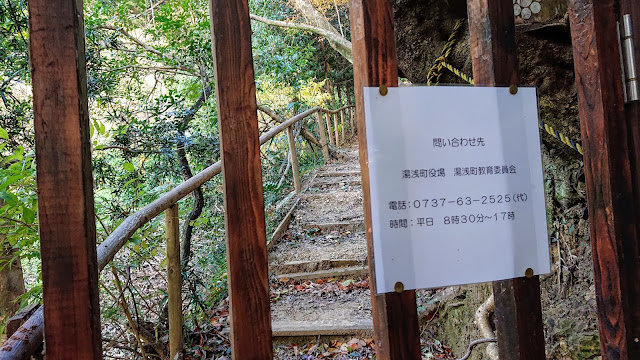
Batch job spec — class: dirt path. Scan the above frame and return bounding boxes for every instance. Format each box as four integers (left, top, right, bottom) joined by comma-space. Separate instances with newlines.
268, 146, 376, 358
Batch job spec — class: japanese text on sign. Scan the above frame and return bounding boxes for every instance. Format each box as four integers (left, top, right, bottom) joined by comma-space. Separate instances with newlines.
363, 86, 550, 294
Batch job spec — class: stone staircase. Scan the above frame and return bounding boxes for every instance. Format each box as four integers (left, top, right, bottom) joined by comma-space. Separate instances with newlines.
268, 147, 374, 338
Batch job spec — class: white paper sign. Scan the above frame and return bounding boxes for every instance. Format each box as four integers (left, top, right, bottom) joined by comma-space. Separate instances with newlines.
363, 86, 550, 294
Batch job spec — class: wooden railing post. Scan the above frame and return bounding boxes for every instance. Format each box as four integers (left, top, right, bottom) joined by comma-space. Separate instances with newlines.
568, 0, 640, 358
286, 126, 302, 193
340, 110, 346, 144
326, 112, 335, 145
28, 0, 103, 358
333, 113, 340, 146
166, 204, 183, 359
315, 112, 330, 160
209, 0, 273, 357
467, 1, 546, 359
350, 107, 355, 138
349, 0, 422, 359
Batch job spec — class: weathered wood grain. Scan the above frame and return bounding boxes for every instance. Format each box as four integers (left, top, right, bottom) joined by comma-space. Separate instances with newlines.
467, 1, 546, 359
27, 0, 102, 358
209, 0, 272, 358
349, 0, 421, 359
568, 0, 640, 358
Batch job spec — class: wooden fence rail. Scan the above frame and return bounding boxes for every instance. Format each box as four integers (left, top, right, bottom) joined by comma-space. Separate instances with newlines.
0, 104, 353, 360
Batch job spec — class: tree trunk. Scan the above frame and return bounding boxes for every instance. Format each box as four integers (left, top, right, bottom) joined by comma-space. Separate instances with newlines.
0, 236, 26, 338
176, 138, 204, 268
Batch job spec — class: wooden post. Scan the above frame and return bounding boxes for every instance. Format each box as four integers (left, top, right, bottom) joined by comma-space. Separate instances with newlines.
568, 0, 640, 358
467, 1, 546, 359
326, 112, 335, 145
166, 204, 183, 358
286, 126, 302, 193
316, 112, 330, 160
340, 110, 346, 144
349, 1, 422, 359
350, 107, 355, 137
618, 2, 640, 358
620, 0, 640, 359
28, 0, 102, 358
333, 113, 340, 146
209, 0, 273, 358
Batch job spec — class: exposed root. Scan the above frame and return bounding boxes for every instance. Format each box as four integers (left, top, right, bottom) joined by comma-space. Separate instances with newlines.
456, 338, 498, 360
474, 294, 499, 360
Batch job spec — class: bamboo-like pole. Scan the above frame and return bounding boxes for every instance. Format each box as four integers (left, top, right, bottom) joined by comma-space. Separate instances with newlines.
350, 107, 355, 137
166, 204, 183, 359
325, 112, 335, 145
340, 110, 346, 145
333, 113, 340, 146
286, 126, 302, 193
315, 112, 330, 160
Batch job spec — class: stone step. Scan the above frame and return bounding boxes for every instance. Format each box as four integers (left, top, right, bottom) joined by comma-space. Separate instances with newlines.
311, 177, 360, 186
272, 319, 373, 337
268, 231, 367, 268
317, 170, 361, 177
295, 221, 365, 233
275, 259, 365, 275
277, 265, 369, 281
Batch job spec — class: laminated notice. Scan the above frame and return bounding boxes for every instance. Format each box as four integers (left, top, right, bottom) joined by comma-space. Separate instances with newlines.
363, 86, 550, 293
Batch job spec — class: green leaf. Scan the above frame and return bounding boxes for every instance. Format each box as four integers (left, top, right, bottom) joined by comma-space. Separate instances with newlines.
22, 208, 35, 224
0, 191, 18, 206
123, 163, 135, 172
122, 177, 140, 188
0, 127, 7, 139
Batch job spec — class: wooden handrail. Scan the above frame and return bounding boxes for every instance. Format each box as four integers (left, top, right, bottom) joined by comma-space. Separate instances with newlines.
0, 104, 354, 360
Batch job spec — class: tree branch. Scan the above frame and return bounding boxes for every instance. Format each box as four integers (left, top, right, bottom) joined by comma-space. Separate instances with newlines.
100, 25, 163, 56
249, 14, 352, 63
99, 25, 198, 75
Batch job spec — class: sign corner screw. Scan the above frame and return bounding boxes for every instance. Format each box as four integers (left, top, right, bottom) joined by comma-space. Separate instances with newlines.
379, 85, 388, 96
509, 84, 518, 95
394, 281, 404, 293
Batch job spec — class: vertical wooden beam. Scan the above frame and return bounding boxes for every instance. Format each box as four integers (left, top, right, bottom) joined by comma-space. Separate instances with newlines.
166, 204, 183, 358
568, 0, 640, 358
286, 127, 302, 193
28, 0, 102, 358
349, 1, 421, 359
467, 1, 546, 359
209, 0, 273, 358
326, 113, 335, 145
316, 112, 330, 160
617, 2, 640, 357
